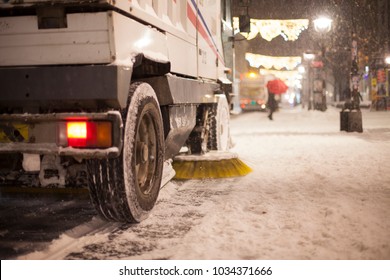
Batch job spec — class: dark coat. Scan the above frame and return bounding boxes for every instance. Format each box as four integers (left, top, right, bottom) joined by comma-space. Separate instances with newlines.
267, 92, 277, 112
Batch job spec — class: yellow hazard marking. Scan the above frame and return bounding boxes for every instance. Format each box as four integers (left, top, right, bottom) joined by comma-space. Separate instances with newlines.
0, 124, 29, 143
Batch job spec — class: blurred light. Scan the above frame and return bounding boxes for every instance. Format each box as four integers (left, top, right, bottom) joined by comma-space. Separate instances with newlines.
285, 92, 296, 105
385, 56, 390, 64
313, 16, 332, 33
248, 72, 257, 78
63, 121, 112, 148
298, 65, 305, 73
246, 53, 302, 70
257, 99, 265, 105
233, 18, 309, 41
295, 79, 302, 89
303, 52, 315, 61
67, 122, 87, 139
260, 69, 298, 81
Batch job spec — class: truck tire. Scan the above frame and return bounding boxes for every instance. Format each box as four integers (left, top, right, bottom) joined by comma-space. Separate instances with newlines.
87, 83, 164, 223
208, 95, 230, 151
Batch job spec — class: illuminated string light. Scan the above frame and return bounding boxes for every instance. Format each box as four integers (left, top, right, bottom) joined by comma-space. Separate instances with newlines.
246, 53, 302, 70
233, 18, 309, 41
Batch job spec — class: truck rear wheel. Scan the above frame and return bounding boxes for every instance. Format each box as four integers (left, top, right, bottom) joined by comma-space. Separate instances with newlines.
87, 83, 164, 223
208, 95, 230, 151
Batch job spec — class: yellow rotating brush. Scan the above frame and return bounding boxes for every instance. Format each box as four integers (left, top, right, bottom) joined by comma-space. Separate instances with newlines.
172, 151, 252, 180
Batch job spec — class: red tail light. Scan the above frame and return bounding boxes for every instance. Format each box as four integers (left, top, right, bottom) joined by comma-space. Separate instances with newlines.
67, 122, 87, 147
59, 121, 112, 148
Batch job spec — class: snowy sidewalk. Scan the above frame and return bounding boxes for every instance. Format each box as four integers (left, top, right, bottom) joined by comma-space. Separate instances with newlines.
225, 106, 390, 259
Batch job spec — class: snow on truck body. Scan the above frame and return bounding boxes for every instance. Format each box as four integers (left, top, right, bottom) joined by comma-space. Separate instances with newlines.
0, 0, 234, 222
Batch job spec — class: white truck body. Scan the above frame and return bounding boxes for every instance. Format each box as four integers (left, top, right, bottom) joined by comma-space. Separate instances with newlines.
0, 0, 233, 223
0, 0, 226, 80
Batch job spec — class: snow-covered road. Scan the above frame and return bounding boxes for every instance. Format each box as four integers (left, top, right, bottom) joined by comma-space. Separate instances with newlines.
15, 106, 390, 260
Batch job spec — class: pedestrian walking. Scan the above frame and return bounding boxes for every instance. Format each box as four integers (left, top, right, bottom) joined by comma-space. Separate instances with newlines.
266, 77, 287, 120
267, 91, 277, 120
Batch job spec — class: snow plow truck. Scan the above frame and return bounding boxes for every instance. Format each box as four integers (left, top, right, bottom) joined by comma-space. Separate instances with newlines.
0, 0, 234, 223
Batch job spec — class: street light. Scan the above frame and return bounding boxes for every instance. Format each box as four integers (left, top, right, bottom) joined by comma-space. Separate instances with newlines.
313, 16, 332, 56
385, 56, 390, 65
311, 16, 332, 111
313, 16, 332, 34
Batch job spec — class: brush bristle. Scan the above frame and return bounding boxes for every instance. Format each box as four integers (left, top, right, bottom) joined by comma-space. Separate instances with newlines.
172, 158, 252, 180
